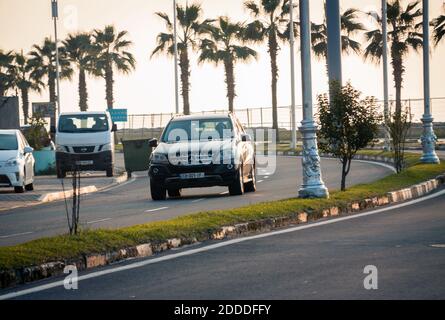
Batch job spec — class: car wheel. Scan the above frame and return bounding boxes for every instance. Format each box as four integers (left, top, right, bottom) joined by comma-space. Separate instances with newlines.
106, 166, 114, 177
25, 183, 34, 191
150, 179, 166, 200
229, 166, 244, 196
168, 189, 181, 198
244, 165, 256, 193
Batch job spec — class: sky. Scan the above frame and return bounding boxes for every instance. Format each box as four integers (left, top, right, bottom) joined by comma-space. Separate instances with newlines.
1, 0, 444, 122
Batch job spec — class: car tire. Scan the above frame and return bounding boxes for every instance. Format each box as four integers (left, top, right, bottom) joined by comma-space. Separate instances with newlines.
150, 179, 166, 200
25, 183, 34, 191
168, 189, 181, 198
229, 166, 244, 196
57, 168, 66, 179
244, 165, 256, 193
106, 167, 114, 177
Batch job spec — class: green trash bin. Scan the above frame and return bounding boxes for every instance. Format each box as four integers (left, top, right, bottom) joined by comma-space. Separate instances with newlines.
122, 139, 152, 177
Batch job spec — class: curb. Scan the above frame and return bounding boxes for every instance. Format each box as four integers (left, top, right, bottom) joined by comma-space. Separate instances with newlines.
1, 165, 444, 290
275, 150, 396, 165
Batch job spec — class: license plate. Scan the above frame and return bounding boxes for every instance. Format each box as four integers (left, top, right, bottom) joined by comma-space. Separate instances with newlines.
179, 172, 205, 179
76, 160, 93, 166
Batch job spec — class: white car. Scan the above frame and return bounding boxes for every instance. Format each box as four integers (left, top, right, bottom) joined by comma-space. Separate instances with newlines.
0, 130, 35, 193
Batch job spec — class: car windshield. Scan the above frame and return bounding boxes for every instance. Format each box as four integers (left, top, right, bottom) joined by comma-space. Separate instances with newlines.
161, 118, 234, 143
0, 133, 18, 150
58, 114, 109, 133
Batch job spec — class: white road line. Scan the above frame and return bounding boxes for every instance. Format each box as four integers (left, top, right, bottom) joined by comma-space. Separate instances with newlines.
219, 191, 229, 195
100, 177, 136, 193
0, 231, 33, 239
86, 218, 112, 225
144, 207, 168, 213
264, 176, 269, 179
352, 159, 397, 173
191, 198, 205, 203
2, 188, 444, 300
257, 180, 264, 183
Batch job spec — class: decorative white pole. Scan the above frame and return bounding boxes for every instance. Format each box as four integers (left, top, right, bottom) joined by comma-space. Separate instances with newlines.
326, 0, 342, 87
289, 0, 297, 150
51, 0, 61, 116
298, 0, 329, 199
382, 0, 391, 151
173, 0, 180, 115
420, 0, 440, 164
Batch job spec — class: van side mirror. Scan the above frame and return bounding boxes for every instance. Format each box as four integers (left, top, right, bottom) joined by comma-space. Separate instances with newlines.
24, 146, 34, 154
50, 126, 56, 134
241, 134, 251, 142
111, 123, 117, 132
148, 138, 158, 148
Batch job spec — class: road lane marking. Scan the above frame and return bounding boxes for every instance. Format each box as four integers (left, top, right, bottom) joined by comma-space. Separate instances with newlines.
0, 231, 33, 239
86, 218, 112, 225
219, 191, 229, 195
191, 198, 205, 203
2, 188, 445, 300
144, 207, 168, 213
264, 176, 269, 179
257, 180, 264, 183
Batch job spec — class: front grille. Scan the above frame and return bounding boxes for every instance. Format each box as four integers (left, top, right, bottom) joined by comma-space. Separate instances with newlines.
72, 146, 95, 153
0, 175, 10, 185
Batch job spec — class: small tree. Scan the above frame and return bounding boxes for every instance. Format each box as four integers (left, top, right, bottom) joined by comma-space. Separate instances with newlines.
24, 113, 51, 151
386, 102, 412, 173
318, 83, 382, 191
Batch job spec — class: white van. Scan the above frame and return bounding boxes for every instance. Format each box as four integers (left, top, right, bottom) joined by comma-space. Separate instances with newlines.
53, 111, 116, 178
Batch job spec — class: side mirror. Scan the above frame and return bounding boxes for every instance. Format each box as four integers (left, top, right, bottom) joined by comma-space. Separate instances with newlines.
241, 134, 251, 142
50, 126, 56, 134
148, 138, 158, 148
111, 123, 118, 132
24, 146, 34, 154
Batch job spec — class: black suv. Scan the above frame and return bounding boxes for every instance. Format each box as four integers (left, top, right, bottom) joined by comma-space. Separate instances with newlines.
148, 113, 256, 200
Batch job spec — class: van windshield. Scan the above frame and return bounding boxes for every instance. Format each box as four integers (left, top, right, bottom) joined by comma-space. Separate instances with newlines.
58, 114, 109, 133
0, 134, 18, 150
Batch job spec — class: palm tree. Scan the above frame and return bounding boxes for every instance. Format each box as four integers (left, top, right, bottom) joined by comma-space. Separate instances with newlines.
431, 14, 445, 46
311, 8, 365, 66
93, 25, 136, 109
28, 38, 73, 104
63, 33, 96, 111
0, 49, 15, 96
244, 0, 296, 141
151, 3, 212, 115
11, 52, 43, 123
199, 17, 257, 112
364, 0, 423, 114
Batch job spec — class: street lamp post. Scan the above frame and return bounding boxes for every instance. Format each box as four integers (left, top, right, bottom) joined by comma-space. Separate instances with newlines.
289, 0, 297, 150
173, 0, 180, 115
51, 0, 61, 117
420, 0, 440, 164
298, 0, 329, 199
382, 0, 391, 151
326, 0, 342, 87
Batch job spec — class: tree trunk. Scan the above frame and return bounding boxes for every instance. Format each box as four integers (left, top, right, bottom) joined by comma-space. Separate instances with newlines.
340, 156, 348, 191
21, 87, 29, 124
105, 60, 114, 109
179, 48, 191, 115
78, 68, 88, 111
48, 75, 56, 104
390, 43, 404, 116
224, 58, 236, 113
268, 30, 279, 142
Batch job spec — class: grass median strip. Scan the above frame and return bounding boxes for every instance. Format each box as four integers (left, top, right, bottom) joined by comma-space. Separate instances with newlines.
0, 153, 444, 272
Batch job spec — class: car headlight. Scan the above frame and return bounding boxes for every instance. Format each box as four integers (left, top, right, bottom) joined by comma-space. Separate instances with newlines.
100, 143, 112, 152
5, 158, 19, 167
56, 145, 67, 152
151, 153, 169, 164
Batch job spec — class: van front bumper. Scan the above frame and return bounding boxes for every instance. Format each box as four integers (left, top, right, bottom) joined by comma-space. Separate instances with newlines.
56, 151, 114, 171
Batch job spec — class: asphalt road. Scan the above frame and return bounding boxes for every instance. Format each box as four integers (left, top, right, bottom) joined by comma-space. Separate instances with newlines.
0, 157, 393, 246
3, 186, 444, 300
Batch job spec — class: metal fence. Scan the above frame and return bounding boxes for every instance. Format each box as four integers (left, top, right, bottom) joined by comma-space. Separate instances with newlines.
117, 97, 445, 141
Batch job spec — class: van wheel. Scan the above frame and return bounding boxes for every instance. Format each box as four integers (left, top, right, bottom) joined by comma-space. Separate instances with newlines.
25, 183, 34, 191
14, 186, 25, 193
106, 167, 114, 177
150, 179, 166, 200
244, 165, 256, 193
229, 166, 244, 196
168, 189, 181, 198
